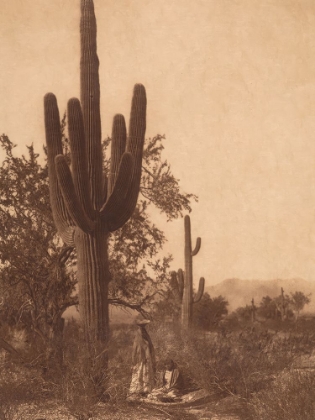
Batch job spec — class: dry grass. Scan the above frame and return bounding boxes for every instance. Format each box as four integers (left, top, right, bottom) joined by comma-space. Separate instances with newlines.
249, 369, 315, 420
1, 320, 315, 420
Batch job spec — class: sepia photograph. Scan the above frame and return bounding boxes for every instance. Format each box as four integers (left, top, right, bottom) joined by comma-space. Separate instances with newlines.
0, 0, 315, 418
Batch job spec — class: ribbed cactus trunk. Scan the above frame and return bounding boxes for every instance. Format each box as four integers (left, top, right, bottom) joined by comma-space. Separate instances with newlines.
76, 228, 109, 342
44, 0, 146, 353
182, 216, 195, 327
179, 215, 205, 328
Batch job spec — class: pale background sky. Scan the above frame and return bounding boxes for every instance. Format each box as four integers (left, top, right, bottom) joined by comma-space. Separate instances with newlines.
1, 0, 315, 289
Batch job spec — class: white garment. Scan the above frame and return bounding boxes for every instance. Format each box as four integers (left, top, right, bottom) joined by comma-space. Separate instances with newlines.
129, 360, 154, 394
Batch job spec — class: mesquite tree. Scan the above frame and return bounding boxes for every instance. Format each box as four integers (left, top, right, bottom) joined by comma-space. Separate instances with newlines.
172, 215, 205, 328
44, 0, 146, 344
0, 136, 76, 368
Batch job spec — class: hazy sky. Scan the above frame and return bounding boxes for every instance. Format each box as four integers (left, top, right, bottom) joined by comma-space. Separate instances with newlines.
1, 0, 315, 290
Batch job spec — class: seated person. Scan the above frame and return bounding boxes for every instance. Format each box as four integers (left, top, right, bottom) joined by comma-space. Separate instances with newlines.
148, 358, 183, 402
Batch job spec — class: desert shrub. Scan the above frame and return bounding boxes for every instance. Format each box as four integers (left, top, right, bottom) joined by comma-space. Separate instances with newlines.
57, 320, 105, 417
249, 369, 315, 420
149, 322, 315, 403
58, 321, 136, 417
106, 323, 135, 401
150, 324, 267, 398
295, 316, 315, 333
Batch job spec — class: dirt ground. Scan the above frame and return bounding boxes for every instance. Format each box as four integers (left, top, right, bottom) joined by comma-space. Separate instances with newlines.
10, 396, 245, 420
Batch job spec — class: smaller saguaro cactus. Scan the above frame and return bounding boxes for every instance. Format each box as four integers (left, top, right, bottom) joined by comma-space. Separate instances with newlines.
172, 215, 205, 328
274, 287, 288, 321
251, 298, 256, 323
281, 287, 285, 319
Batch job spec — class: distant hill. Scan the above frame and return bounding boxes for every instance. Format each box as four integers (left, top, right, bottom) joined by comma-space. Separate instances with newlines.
206, 278, 315, 313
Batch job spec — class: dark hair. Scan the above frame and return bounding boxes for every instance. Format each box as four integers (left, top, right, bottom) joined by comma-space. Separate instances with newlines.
164, 358, 175, 369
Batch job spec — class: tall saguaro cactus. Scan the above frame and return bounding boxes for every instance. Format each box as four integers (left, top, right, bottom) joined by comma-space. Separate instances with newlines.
44, 0, 146, 345
174, 215, 205, 328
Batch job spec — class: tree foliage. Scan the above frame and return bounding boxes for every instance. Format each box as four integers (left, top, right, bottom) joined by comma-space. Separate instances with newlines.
290, 291, 311, 319
140, 135, 196, 220
234, 305, 253, 322
0, 132, 197, 331
192, 292, 228, 330
257, 296, 276, 320
235, 290, 311, 324
0, 135, 77, 364
152, 289, 229, 330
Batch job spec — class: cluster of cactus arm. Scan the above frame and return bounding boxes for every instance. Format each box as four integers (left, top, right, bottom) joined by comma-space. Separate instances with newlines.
44, 0, 146, 246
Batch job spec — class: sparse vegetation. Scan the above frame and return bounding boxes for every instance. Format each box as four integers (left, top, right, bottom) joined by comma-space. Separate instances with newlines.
1, 311, 315, 418
250, 370, 315, 420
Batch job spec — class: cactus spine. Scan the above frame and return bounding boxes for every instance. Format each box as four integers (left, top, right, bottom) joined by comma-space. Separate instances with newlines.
173, 215, 205, 328
44, 0, 146, 344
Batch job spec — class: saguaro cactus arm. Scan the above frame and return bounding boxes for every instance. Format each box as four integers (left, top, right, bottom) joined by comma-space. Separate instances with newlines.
67, 98, 95, 219
193, 277, 205, 303
191, 237, 201, 256
44, 93, 75, 245
54, 155, 94, 233
108, 114, 127, 195
100, 153, 134, 218
106, 84, 147, 232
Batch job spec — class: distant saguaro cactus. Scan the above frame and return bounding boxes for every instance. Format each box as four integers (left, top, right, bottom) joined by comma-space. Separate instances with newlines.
251, 298, 256, 323
44, 0, 146, 345
173, 215, 205, 328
